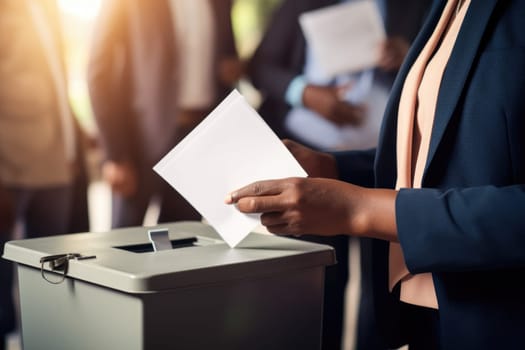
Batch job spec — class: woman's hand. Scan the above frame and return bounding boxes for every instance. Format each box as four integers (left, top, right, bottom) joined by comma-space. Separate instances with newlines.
225, 177, 398, 241
226, 177, 367, 237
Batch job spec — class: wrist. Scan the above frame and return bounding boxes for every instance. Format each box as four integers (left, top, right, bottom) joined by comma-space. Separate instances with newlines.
356, 188, 398, 241
318, 152, 339, 179
302, 84, 324, 112
285, 76, 307, 107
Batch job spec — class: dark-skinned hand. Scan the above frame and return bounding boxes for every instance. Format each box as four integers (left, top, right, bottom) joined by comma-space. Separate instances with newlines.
102, 160, 138, 198
302, 85, 366, 126
225, 176, 398, 241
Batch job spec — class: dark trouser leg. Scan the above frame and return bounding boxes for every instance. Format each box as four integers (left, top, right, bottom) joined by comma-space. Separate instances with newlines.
111, 191, 150, 229
400, 302, 440, 350
0, 236, 15, 344
67, 170, 90, 233
22, 186, 72, 239
110, 163, 154, 229
157, 178, 200, 224
300, 234, 349, 350
1, 186, 72, 346
356, 238, 389, 350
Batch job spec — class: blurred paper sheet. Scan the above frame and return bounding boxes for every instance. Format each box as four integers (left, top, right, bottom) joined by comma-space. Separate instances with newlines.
299, 1, 386, 78
153, 90, 307, 248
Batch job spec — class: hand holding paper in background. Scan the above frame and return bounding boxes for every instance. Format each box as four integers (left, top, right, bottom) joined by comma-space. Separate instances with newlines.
154, 90, 307, 247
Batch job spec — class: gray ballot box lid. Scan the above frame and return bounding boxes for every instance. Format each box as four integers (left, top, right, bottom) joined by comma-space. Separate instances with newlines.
2, 221, 335, 293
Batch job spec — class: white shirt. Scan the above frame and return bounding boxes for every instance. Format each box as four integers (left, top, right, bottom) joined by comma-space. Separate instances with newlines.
169, 0, 216, 110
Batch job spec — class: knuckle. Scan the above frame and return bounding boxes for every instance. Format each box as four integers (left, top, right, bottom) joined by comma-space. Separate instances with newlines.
285, 179, 305, 207
288, 193, 302, 207
248, 198, 259, 212
288, 177, 304, 190
288, 221, 302, 235
252, 182, 264, 195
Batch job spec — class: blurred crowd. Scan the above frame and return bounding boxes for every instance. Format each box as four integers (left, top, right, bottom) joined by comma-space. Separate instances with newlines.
0, 1, 432, 349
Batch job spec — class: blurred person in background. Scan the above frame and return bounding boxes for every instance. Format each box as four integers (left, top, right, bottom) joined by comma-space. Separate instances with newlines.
248, 0, 431, 348
0, 0, 89, 349
88, 0, 242, 229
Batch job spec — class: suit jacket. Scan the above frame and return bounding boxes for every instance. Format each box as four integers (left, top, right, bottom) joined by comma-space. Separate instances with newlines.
335, 0, 525, 348
88, 0, 237, 167
248, 0, 432, 139
0, 0, 75, 187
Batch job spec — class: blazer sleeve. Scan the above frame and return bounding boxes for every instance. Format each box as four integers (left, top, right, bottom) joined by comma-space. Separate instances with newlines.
87, 0, 134, 161
397, 185, 525, 273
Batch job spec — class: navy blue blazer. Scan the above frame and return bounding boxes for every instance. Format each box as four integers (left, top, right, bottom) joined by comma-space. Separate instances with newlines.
335, 0, 525, 348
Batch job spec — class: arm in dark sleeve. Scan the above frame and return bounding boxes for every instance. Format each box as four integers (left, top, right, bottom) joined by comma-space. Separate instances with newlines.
248, 0, 305, 101
218, 0, 238, 59
397, 184, 525, 273
385, 0, 434, 42
333, 148, 376, 188
87, 0, 133, 162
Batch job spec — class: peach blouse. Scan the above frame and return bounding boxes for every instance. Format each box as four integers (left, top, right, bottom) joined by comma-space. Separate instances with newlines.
390, 0, 472, 309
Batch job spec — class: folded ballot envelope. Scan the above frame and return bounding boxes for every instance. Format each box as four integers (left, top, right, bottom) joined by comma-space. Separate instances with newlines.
153, 89, 307, 247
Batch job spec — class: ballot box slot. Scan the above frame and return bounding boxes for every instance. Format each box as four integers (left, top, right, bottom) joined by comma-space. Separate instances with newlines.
114, 237, 198, 253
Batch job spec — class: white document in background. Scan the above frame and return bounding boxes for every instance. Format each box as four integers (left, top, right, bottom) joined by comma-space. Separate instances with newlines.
153, 90, 307, 248
299, 0, 386, 78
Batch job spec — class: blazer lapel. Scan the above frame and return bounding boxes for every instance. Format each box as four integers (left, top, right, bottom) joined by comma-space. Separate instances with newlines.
423, 0, 499, 182
374, 0, 445, 188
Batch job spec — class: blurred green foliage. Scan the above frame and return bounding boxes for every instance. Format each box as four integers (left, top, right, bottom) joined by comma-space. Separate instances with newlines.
232, 0, 282, 58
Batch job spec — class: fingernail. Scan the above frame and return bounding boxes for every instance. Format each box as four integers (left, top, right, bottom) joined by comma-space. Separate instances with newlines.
224, 193, 233, 204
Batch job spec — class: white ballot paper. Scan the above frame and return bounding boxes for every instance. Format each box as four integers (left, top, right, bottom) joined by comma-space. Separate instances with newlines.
153, 90, 307, 247
299, 0, 386, 78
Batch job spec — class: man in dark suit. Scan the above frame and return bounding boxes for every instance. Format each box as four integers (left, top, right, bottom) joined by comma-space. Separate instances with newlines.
227, 0, 525, 348
88, 0, 240, 228
248, 1, 431, 348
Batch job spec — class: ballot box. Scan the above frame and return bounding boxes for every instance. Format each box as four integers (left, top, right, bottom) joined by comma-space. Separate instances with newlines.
2, 221, 335, 350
